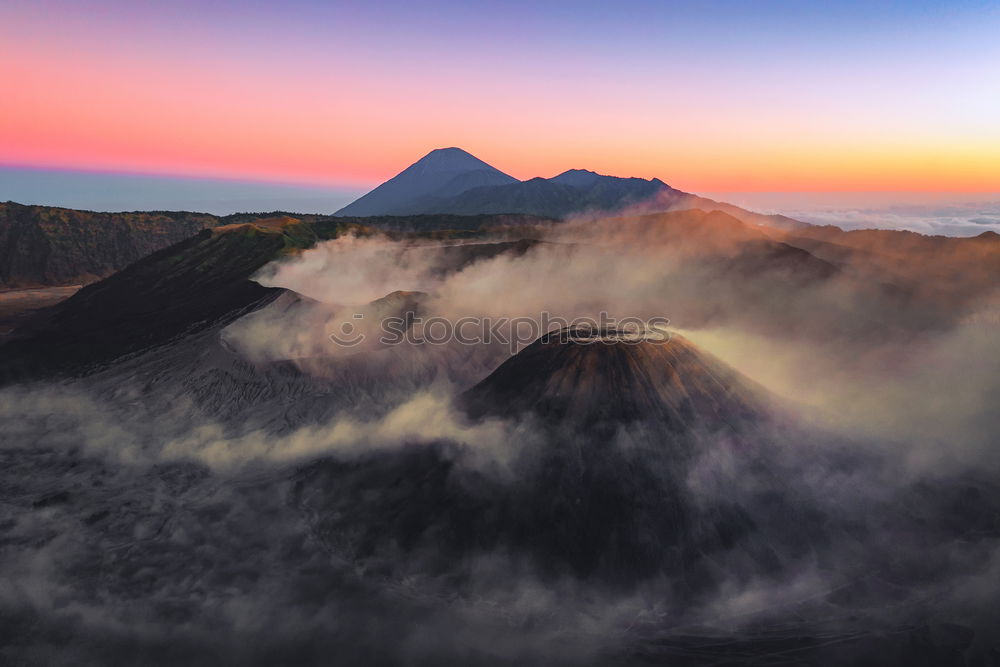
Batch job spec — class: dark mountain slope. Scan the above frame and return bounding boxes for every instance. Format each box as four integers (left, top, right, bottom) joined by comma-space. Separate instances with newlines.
0, 201, 218, 287
669, 192, 810, 231
583, 210, 839, 282
0, 203, 358, 289
548, 168, 604, 187
333, 212, 554, 233
0, 217, 363, 382
333, 148, 812, 231
462, 327, 773, 432
777, 224, 1000, 317
334, 147, 517, 216
425, 174, 674, 218
296, 330, 788, 587
599, 209, 774, 248
783, 224, 1000, 286
425, 177, 810, 230
0, 211, 552, 388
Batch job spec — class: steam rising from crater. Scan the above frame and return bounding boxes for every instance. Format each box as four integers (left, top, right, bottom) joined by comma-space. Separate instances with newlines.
5, 210, 1000, 664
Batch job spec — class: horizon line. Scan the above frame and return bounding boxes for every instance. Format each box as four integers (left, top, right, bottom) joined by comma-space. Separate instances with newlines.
6, 162, 1000, 196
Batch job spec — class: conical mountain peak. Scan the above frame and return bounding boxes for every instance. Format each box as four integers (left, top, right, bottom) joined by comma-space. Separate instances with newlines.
461, 328, 772, 431
334, 147, 517, 216
411, 146, 488, 166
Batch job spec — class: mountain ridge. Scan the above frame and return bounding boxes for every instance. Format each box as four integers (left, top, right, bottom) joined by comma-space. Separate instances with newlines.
334, 147, 810, 230
0, 201, 219, 288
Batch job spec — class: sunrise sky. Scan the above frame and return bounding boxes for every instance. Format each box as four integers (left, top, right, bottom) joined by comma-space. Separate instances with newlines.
2, 0, 999, 198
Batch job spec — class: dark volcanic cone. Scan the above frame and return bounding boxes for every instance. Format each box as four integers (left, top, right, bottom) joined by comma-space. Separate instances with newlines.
296, 328, 788, 589
461, 326, 773, 435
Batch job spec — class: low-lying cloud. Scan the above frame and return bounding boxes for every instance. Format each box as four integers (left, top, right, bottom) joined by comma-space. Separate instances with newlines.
4, 210, 1000, 663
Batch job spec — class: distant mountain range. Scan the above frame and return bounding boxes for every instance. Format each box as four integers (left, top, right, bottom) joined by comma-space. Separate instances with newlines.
9, 204, 999, 383
0, 148, 809, 288
0, 199, 551, 288
335, 147, 808, 230
7, 147, 999, 296
0, 197, 542, 289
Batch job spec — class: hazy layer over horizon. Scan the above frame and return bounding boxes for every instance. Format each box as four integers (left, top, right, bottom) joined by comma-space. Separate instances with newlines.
0, 166, 363, 216
3, 166, 999, 237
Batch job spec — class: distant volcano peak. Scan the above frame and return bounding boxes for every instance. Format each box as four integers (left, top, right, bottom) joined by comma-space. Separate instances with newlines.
426, 146, 474, 156
333, 147, 804, 229
334, 147, 517, 216
411, 147, 498, 171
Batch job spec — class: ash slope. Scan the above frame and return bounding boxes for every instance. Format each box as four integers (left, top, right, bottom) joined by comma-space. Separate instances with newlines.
0, 198, 548, 290
0, 201, 218, 287
298, 331, 799, 591
3, 207, 1000, 664
461, 328, 773, 432
0, 217, 326, 383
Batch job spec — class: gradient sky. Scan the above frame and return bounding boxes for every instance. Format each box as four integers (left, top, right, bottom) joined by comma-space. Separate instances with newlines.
2, 0, 1000, 194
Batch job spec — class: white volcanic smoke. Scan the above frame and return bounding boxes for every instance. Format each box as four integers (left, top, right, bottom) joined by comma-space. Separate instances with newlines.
254, 234, 445, 305
4, 212, 1000, 665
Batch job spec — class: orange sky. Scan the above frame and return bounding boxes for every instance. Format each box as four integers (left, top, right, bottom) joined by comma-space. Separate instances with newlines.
2, 1, 999, 192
